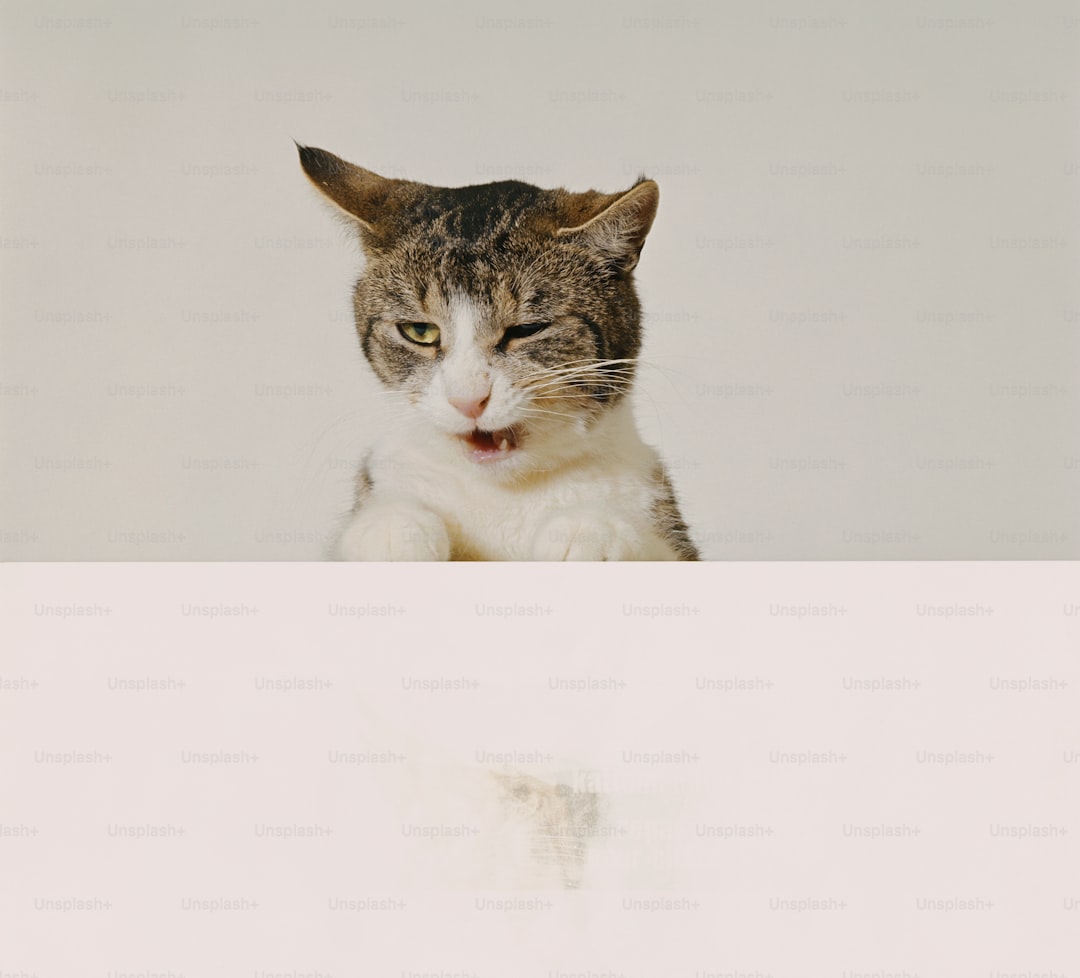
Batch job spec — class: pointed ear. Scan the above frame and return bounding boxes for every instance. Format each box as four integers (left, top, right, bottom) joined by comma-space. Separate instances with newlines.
295, 142, 395, 231
556, 180, 659, 273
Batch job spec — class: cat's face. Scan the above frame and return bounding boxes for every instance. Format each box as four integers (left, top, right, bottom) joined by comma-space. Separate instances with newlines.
299, 146, 659, 477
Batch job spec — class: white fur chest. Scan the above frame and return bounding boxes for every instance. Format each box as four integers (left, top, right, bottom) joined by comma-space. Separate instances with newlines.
343, 403, 678, 562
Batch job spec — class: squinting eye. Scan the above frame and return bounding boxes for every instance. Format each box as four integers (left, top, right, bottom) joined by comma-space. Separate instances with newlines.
502, 322, 550, 342
398, 322, 440, 346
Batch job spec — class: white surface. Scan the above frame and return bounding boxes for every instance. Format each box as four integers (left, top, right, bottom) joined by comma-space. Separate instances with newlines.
1, 1, 1078, 559
2, 560, 1078, 973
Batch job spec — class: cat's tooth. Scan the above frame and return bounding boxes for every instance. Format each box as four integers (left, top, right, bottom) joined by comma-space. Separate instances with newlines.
498, 438, 509, 452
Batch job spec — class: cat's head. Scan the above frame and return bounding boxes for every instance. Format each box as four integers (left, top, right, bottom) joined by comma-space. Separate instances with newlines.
298, 144, 658, 478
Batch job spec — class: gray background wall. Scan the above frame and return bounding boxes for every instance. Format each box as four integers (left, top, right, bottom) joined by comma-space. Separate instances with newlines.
1, 0, 1077, 560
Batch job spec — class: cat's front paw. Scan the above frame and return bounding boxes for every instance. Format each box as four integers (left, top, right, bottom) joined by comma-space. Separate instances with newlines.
336, 501, 451, 561
530, 508, 642, 561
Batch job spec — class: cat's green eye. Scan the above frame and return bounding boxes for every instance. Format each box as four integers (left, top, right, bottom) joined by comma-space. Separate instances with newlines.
398, 322, 440, 346
503, 322, 550, 342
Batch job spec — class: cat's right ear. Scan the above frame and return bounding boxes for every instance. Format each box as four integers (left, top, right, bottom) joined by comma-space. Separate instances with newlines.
295, 142, 393, 233
555, 179, 660, 274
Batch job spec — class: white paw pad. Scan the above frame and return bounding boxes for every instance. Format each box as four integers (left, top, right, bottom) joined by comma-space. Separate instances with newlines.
337, 504, 451, 561
530, 509, 641, 561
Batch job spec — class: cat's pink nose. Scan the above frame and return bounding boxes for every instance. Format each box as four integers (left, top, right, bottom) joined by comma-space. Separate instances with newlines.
448, 391, 490, 420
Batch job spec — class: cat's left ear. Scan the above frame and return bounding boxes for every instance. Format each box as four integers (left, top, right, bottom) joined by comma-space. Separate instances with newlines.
295, 142, 395, 233
556, 180, 659, 274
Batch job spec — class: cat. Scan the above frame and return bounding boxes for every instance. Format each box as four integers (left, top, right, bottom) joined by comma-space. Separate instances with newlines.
297, 144, 698, 560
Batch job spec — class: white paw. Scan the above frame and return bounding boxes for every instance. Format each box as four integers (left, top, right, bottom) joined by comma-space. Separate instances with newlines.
336, 502, 451, 561
530, 508, 642, 561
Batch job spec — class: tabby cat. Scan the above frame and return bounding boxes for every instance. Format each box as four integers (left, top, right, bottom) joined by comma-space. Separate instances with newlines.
298, 144, 698, 560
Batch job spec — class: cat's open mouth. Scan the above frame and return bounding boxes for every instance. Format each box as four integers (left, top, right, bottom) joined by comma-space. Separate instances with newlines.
460, 426, 519, 463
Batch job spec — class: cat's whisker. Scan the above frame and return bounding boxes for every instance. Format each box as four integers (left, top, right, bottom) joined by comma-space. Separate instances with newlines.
525, 366, 638, 382
529, 381, 634, 395
523, 366, 636, 384
301, 408, 379, 456
525, 388, 629, 402
515, 407, 581, 423
519, 360, 637, 379
631, 361, 697, 391
523, 361, 638, 377
520, 359, 640, 384
527, 356, 640, 370
532, 355, 692, 392
524, 374, 636, 396
529, 382, 635, 400
525, 384, 633, 399
526, 385, 634, 400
